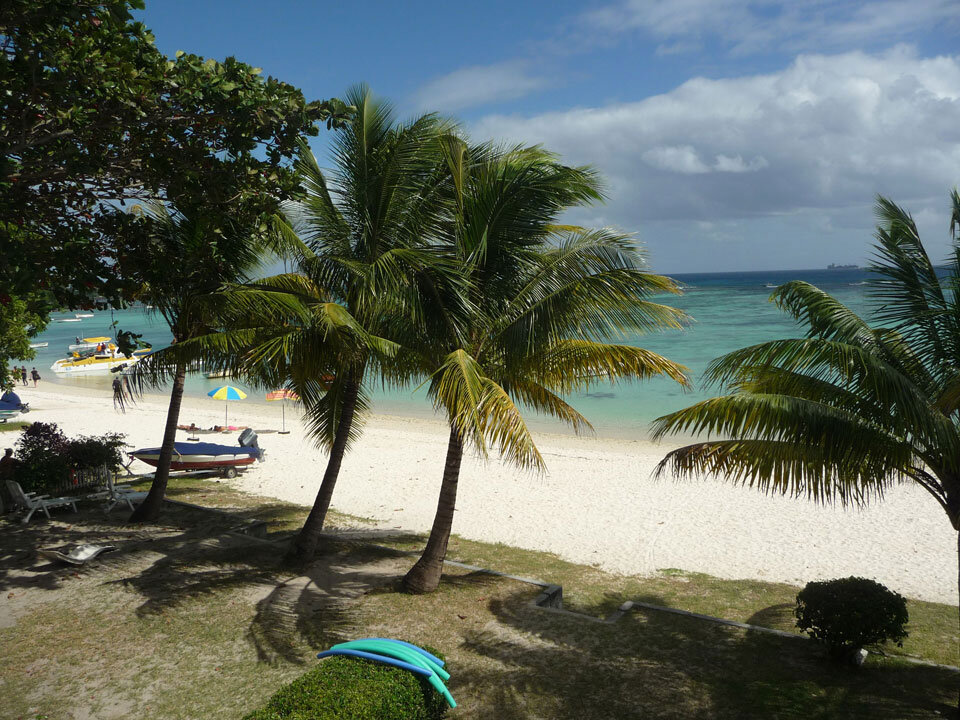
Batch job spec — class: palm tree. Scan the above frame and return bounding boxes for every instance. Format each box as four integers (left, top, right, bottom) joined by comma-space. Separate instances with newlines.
652, 192, 960, 706
263, 87, 460, 562
124, 203, 270, 522
401, 140, 691, 593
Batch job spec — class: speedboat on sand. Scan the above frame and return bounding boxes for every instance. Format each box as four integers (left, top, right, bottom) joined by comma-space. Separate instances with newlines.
130, 430, 263, 478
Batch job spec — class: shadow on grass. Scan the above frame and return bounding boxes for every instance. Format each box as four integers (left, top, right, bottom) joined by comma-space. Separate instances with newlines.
0, 504, 399, 672
453, 587, 957, 720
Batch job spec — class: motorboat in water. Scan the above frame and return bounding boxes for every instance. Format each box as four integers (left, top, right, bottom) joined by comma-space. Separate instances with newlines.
50, 345, 151, 375
75, 313, 94, 318
130, 430, 263, 478
0, 390, 29, 422
29, 342, 48, 349
68, 336, 113, 351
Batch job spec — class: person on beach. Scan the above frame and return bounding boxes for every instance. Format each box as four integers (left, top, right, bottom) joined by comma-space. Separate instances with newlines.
0, 448, 16, 514
20, 366, 27, 386
30, 368, 40, 387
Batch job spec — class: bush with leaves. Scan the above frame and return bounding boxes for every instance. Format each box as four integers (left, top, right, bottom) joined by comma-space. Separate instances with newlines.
66, 432, 126, 473
244, 650, 448, 720
795, 576, 908, 662
13, 421, 70, 492
13, 421, 126, 492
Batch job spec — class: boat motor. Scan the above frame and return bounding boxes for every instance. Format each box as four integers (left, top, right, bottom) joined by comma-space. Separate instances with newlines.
238, 428, 263, 461
0, 390, 28, 413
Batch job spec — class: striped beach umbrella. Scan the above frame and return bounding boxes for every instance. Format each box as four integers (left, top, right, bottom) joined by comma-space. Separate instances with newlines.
266, 389, 299, 434
207, 385, 247, 426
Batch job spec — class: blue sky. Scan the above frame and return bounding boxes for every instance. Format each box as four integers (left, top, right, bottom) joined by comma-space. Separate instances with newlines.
137, 1, 960, 273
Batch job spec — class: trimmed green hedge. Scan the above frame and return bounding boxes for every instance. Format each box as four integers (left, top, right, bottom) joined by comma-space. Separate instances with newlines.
244, 649, 448, 720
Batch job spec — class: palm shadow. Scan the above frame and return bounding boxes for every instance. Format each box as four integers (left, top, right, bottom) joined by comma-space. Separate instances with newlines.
453, 588, 956, 719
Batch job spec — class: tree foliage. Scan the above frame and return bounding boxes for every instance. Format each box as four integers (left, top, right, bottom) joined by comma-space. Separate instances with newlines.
0, 0, 351, 306
653, 191, 960, 703
653, 192, 960, 523
0, 276, 52, 387
402, 139, 690, 592
795, 577, 908, 661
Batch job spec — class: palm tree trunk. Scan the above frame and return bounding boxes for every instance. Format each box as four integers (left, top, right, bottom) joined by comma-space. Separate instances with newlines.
129, 362, 186, 523
402, 423, 464, 594
286, 376, 361, 562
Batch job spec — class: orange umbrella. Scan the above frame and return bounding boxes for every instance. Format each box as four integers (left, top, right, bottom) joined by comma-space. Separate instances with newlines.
266, 389, 300, 433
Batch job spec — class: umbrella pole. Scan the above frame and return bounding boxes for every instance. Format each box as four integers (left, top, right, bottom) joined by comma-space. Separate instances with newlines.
280, 400, 290, 434
225, 401, 228, 428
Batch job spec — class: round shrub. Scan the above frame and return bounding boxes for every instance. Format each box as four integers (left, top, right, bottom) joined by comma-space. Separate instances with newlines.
795, 576, 908, 661
244, 649, 448, 720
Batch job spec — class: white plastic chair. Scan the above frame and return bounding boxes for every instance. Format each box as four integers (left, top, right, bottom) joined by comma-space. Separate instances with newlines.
5, 480, 78, 524
102, 474, 148, 513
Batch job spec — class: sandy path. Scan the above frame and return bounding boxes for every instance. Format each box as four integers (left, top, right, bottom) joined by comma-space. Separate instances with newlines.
9, 382, 957, 604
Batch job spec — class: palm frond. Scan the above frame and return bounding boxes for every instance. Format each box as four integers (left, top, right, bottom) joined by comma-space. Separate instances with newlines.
506, 379, 593, 434
868, 195, 959, 369
770, 281, 874, 345
655, 438, 908, 508
531, 339, 690, 391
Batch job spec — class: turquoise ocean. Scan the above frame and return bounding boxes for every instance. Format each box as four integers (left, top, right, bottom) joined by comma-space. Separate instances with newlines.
28, 268, 872, 439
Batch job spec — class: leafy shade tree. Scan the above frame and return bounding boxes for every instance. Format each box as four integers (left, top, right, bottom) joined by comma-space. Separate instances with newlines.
0, 0, 351, 308
402, 140, 690, 593
124, 203, 275, 522
0, 249, 53, 389
259, 88, 458, 562
652, 192, 960, 707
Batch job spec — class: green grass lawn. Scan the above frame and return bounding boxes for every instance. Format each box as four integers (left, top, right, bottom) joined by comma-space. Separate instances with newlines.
1, 476, 956, 719
146, 476, 960, 669
0, 420, 28, 433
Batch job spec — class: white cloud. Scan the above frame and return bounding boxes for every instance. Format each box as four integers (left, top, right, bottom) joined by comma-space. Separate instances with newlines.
471, 48, 960, 270
642, 145, 710, 174
581, 0, 960, 56
642, 146, 769, 174
412, 61, 547, 112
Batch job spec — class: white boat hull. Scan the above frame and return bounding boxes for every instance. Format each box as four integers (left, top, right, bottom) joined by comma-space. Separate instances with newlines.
50, 356, 139, 375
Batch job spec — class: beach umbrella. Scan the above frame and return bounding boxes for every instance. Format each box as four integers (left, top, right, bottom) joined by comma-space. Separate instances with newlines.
266, 389, 299, 434
207, 385, 247, 426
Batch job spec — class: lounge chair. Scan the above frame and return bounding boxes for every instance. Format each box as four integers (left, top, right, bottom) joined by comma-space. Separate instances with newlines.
5, 480, 78, 524
100, 474, 148, 513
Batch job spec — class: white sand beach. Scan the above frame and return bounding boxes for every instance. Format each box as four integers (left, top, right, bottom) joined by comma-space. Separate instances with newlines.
9, 382, 958, 605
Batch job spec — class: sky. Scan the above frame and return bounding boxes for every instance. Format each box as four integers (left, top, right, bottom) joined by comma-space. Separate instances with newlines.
136, 1, 960, 274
